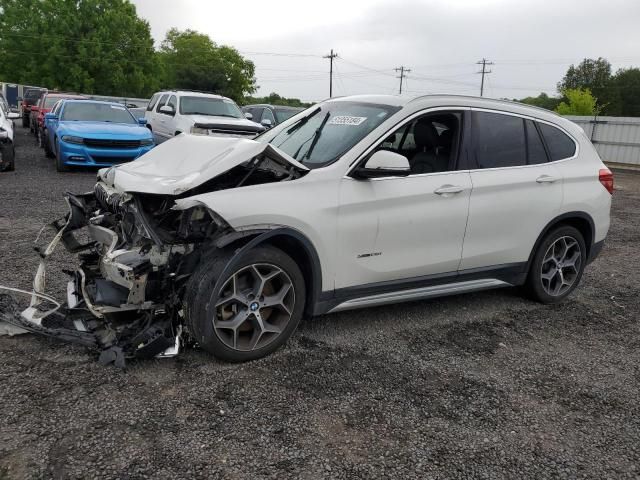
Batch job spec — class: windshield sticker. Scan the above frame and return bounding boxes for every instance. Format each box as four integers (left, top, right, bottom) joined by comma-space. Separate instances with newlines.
110, 105, 126, 110
328, 115, 367, 126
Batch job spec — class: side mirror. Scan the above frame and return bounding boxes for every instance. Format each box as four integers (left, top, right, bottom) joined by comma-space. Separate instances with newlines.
44, 113, 58, 121
353, 150, 411, 179
261, 118, 273, 128
244, 112, 253, 120
137, 117, 147, 126
7, 112, 20, 120
159, 105, 175, 115
0, 131, 8, 140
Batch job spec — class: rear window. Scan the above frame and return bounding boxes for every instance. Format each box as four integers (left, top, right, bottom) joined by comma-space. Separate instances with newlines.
538, 123, 576, 161
472, 111, 526, 168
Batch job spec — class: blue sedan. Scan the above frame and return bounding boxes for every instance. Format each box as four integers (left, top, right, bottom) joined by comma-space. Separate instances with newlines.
44, 100, 154, 172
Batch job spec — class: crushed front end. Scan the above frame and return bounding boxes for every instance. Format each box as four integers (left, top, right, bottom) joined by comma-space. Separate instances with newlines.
3, 181, 230, 367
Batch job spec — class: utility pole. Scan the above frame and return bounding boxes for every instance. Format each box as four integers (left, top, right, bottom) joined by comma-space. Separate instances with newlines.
394, 66, 411, 94
323, 49, 338, 97
476, 58, 493, 97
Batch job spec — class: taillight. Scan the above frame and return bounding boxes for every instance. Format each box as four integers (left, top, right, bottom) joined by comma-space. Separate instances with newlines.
599, 168, 614, 194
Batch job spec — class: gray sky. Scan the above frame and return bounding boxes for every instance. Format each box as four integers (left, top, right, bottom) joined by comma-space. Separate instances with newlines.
132, 0, 640, 102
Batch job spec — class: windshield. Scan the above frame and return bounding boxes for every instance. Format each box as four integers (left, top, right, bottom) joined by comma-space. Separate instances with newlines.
274, 108, 302, 123
44, 96, 64, 108
265, 101, 400, 168
61, 102, 136, 123
179, 96, 243, 118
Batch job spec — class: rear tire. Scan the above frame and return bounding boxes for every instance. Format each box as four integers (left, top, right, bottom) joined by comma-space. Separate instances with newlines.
185, 245, 306, 362
525, 226, 586, 304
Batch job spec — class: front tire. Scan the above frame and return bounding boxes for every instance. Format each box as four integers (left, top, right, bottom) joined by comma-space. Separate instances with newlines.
43, 129, 54, 158
0, 141, 15, 172
55, 139, 69, 172
185, 245, 306, 362
525, 226, 586, 304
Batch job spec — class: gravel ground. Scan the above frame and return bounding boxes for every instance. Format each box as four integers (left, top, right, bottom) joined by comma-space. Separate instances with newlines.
0, 126, 639, 480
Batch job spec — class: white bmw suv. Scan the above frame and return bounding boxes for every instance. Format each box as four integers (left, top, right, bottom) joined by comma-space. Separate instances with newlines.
144, 90, 265, 143
12, 95, 612, 365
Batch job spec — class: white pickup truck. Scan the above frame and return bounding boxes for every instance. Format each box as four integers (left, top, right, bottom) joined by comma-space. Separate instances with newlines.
144, 90, 265, 143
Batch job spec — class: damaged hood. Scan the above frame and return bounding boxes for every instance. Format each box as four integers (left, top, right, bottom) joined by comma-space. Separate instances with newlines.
99, 134, 308, 195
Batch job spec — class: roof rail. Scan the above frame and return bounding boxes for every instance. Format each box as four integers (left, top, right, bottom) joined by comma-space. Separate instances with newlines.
408, 93, 561, 117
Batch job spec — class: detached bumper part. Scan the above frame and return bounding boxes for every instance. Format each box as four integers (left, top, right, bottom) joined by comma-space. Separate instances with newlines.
2, 192, 182, 367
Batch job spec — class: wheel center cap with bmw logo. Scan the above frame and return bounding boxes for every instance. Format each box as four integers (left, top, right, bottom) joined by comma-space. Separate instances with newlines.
250, 302, 259, 312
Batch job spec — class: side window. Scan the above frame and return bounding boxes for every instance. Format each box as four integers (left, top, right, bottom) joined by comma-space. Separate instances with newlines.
538, 123, 576, 161
155, 94, 169, 112
525, 120, 548, 165
147, 94, 159, 112
473, 111, 526, 169
373, 111, 462, 175
261, 108, 275, 124
167, 95, 177, 112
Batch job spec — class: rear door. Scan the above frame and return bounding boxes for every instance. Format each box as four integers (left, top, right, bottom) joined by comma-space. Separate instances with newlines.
459, 110, 563, 272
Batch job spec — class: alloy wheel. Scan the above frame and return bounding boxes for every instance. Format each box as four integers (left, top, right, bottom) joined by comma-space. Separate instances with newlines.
540, 236, 582, 296
214, 263, 295, 351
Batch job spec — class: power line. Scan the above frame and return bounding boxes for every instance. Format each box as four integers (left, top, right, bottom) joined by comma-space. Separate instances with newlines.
323, 49, 338, 97
477, 58, 494, 96
394, 66, 411, 94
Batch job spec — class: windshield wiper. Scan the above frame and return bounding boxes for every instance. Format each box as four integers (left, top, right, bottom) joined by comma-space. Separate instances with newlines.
302, 111, 331, 161
285, 106, 321, 135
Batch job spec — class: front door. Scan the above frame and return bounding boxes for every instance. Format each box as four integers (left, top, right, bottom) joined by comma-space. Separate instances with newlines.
336, 109, 472, 290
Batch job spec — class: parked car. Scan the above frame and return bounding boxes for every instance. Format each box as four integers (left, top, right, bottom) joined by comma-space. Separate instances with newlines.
35, 93, 87, 147
0, 100, 21, 171
242, 104, 304, 129
19, 87, 46, 128
144, 90, 265, 143
44, 99, 154, 171
10, 94, 612, 365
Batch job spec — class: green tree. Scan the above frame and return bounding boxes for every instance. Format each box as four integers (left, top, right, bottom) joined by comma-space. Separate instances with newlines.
516, 92, 561, 111
558, 57, 612, 112
555, 88, 597, 116
244, 92, 313, 108
158, 28, 256, 102
0, 0, 160, 97
607, 68, 640, 117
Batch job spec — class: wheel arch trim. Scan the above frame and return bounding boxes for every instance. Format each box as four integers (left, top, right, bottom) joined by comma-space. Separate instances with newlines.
215, 227, 323, 317
526, 211, 596, 273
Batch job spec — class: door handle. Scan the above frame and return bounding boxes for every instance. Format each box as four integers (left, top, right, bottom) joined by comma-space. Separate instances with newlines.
434, 185, 465, 195
536, 175, 559, 183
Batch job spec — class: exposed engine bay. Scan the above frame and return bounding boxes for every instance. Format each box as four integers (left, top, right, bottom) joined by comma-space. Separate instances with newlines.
0, 140, 308, 367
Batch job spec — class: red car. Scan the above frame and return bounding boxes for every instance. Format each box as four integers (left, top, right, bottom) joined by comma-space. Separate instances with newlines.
35, 93, 86, 147
20, 88, 46, 129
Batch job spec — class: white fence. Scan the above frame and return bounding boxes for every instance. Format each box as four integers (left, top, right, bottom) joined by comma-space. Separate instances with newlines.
565, 115, 640, 168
